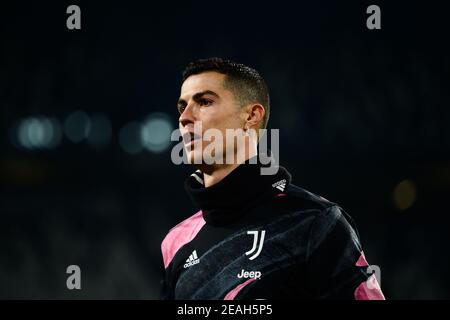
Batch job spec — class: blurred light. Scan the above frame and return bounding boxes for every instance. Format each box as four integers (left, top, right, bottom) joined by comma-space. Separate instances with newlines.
16, 116, 62, 150
140, 113, 173, 153
119, 122, 143, 155
17, 119, 31, 148
27, 118, 45, 147
393, 179, 417, 211
46, 117, 63, 148
64, 111, 91, 143
86, 113, 112, 148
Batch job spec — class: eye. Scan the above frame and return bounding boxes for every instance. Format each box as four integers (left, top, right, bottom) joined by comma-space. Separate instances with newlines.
178, 105, 186, 114
199, 98, 213, 107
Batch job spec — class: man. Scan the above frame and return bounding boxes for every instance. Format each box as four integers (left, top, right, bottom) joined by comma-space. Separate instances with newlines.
160, 57, 384, 300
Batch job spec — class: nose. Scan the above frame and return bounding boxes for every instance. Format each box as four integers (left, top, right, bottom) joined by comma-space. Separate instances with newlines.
179, 103, 195, 128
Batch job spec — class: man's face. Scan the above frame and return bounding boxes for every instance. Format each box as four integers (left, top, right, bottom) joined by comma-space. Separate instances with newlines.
178, 71, 246, 165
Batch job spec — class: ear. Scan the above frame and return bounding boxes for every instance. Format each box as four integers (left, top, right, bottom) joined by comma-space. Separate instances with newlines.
244, 103, 265, 130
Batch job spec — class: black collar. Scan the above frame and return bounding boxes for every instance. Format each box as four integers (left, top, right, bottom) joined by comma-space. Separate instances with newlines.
184, 157, 292, 226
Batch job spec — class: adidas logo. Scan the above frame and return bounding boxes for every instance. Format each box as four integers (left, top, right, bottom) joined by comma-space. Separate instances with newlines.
272, 179, 286, 192
183, 250, 200, 269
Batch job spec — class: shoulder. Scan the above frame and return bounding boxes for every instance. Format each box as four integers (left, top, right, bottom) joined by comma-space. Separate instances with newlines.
272, 183, 337, 216
161, 210, 206, 269
283, 183, 336, 209
276, 184, 360, 250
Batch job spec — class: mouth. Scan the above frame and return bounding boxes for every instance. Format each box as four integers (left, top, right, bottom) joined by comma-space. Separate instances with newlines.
183, 132, 202, 147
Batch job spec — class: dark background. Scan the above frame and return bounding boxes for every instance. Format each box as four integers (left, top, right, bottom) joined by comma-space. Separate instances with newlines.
0, 1, 449, 299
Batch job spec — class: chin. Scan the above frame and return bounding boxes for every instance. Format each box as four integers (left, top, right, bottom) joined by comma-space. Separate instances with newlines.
185, 149, 203, 165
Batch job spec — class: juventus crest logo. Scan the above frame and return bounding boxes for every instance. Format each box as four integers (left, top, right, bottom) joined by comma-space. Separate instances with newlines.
245, 230, 266, 260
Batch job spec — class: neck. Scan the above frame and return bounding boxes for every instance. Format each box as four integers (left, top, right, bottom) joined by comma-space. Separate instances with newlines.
199, 138, 258, 188
202, 163, 240, 188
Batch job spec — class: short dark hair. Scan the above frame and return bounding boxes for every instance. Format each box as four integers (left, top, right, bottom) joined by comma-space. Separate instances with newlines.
182, 57, 270, 129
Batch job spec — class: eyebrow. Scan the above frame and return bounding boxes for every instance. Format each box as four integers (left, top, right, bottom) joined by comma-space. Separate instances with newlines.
177, 90, 220, 107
